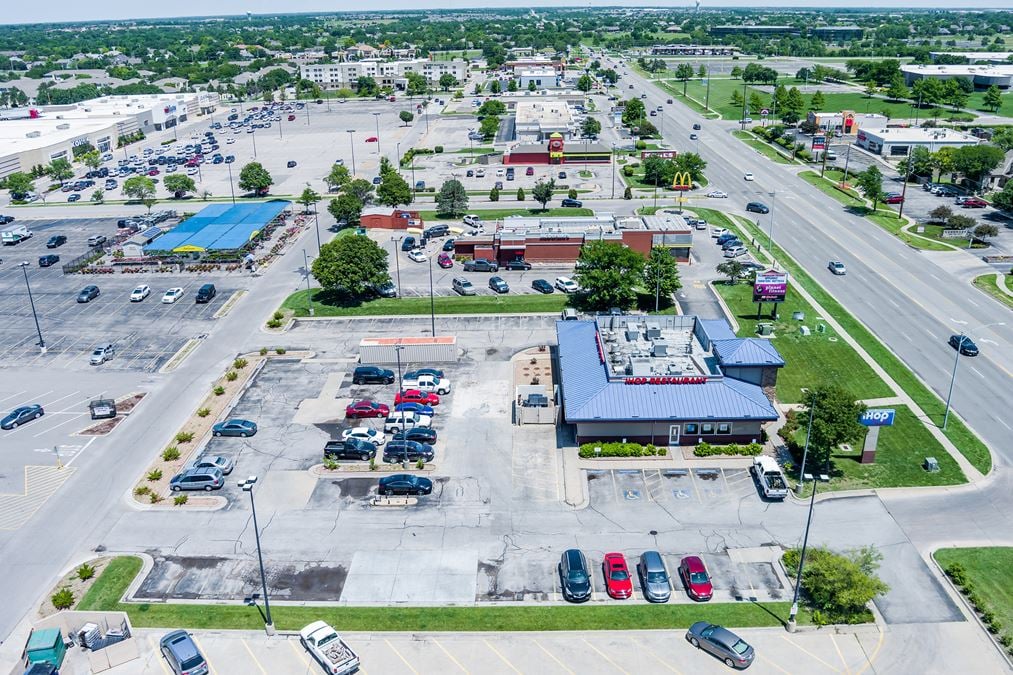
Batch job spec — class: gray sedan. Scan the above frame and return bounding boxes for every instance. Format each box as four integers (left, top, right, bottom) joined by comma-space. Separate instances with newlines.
686, 622, 755, 669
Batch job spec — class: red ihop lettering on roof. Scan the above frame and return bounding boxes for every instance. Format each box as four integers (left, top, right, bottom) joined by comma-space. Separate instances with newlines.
624, 376, 707, 385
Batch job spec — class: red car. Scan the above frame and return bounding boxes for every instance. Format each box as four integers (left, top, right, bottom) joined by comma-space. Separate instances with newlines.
884, 194, 904, 204
147, 168, 160, 176
603, 553, 633, 599
394, 389, 440, 406
288, 114, 296, 121
345, 399, 390, 418
678, 556, 713, 601
365, 136, 378, 143
962, 197, 988, 208
525, 167, 535, 176
437, 253, 453, 269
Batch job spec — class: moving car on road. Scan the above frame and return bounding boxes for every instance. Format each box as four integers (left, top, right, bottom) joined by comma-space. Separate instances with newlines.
211, 419, 258, 437
706, 190, 727, 198
949, 334, 979, 357
561, 198, 583, 208
685, 622, 754, 669
1, 404, 44, 430
745, 201, 769, 214
828, 260, 847, 275
743, 172, 754, 181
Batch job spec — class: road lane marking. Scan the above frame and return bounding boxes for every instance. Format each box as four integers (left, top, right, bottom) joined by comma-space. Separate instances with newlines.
533, 639, 575, 674
582, 638, 631, 674
64, 437, 96, 467
0, 390, 27, 404
32, 412, 86, 437
432, 638, 469, 673
854, 625, 885, 675
483, 638, 522, 674
970, 366, 984, 379
384, 638, 420, 675
829, 634, 852, 675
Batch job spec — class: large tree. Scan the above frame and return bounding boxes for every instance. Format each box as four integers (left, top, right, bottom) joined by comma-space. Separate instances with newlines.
438, 73, 458, 92
992, 181, 1013, 212
856, 165, 885, 211
581, 117, 602, 138
477, 99, 506, 117
479, 115, 500, 140
312, 233, 389, 297
163, 174, 196, 199
238, 162, 273, 196
716, 260, 745, 285
5, 172, 34, 199
355, 76, 378, 97
435, 178, 468, 217
674, 63, 694, 96
376, 171, 412, 208
345, 178, 375, 205
576, 74, 593, 92
48, 158, 73, 186
325, 164, 350, 191
643, 247, 681, 307
298, 185, 321, 214
532, 179, 555, 211
906, 146, 934, 178
799, 385, 867, 469
123, 175, 156, 202
406, 72, 429, 97
983, 85, 1003, 113
327, 192, 363, 226
573, 240, 645, 311
621, 98, 646, 127
951, 144, 1005, 188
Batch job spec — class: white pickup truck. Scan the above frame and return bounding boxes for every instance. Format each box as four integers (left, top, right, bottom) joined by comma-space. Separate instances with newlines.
402, 374, 451, 395
300, 621, 360, 675
751, 455, 789, 500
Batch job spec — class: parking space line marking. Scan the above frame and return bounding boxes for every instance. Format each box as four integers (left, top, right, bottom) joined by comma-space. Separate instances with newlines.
148, 635, 173, 675
688, 469, 702, 502
533, 639, 575, 674
240, 638, 269, 675
432, 638, 469, 673
853, 627, 884, 675
286, 636, 314, 669
384, 638, 420, 675
190, 637, 218, 675
631, 638, 682, 674
757, 653, 794, 675
581, 638, 630, 675
0, 390, 27, 404
610, 469, 619, 502
781, 635, 841, 671
829, 634, 852, 675
32, 413, 86, 437
483, 639, 522, 674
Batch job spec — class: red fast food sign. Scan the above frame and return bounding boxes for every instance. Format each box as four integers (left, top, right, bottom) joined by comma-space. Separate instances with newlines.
624, 376, 707, 385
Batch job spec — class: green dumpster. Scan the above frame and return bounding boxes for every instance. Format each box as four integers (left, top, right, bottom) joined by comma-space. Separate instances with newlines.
25, 628, 66, 668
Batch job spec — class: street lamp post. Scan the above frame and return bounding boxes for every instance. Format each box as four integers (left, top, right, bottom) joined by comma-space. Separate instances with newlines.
766, 191, 779, 268
396, 142, 401, 174
227, 161, 236, 204
391, 236, 403, 297
19, 262, 45, 353
942, 321, 1004, 430
611, 143, 617, 199
251, 127, 257, 159
372, 112, 381, 156
238, 476, 274, 635
394, 343, 405, 392
302, 249, 314, 316
787, 471, 828, 632
428, 255, 436, 337
347, 130, 357, 176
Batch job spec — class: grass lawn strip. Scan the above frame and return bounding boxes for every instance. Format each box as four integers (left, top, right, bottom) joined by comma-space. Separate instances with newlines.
731, 131, 796, 165
934, 548, 1013, 634
78, 556, 804, 631
416, 208, 593, 221
728, 214, 991, 475
972, 273, 1013, 310
283, 289, 567, 317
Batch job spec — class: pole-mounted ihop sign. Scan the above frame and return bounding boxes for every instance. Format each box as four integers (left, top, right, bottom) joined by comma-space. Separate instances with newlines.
859, 409, 895, 427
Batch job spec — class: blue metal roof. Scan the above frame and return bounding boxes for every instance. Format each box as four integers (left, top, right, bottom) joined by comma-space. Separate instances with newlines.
712, 338, 785, 367
556, 320, 779, 423
144, 201, 290, 253
697, 318, 736, 342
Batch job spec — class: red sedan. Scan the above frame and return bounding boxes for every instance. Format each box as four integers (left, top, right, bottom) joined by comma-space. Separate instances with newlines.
884, 194, 904, 204
365, 136, 378, 143
345, 399, 390, 419
603, 553, 633, 599
678, 555, 713, 601
394, 389, 440, 406
437, 253, 453, 269
962, 197, 988, 209
147, 168, 160, 176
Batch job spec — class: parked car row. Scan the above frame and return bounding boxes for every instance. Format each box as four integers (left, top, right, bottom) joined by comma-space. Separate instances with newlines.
169, 418, 254, 491
714, 230, 747, 259
75, 283, 216, 304
558, 549, 712, 604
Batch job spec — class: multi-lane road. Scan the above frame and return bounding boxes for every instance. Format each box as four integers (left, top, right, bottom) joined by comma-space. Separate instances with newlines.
617, 58, 1012, 463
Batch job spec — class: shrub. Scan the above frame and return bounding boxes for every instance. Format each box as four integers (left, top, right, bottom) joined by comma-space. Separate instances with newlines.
259, 347, 269, 355
146, 469, 162, 481
213, 386, 225, 396
266, 319, 282, 329
174, 494, 188, 506
981, 609, 997, 624
175, 431, 194, 443
693, 442, 763, 457
161, 447, 181, 461
622, 165, 635, 177
323, 458, 339, 470
149, 492, 164, 504
568, 188, 578, 200
369, 458, 377, 471
196, 407, 211, 418
273, 310, 284, 320
51, 588, 75, 610
76, 563, 96, 581
275, 347, 286, 354
635, 140, 647, 150
225, 371, 238, 382
945, 562, 968, 587
233, 358, 248, 369
999, 634, 1013, 649
987, 618, 1002, 634
416, 458, 426, 470
577, 442, 661, 458
133, 485, 151, 497
434, 145, 444, 153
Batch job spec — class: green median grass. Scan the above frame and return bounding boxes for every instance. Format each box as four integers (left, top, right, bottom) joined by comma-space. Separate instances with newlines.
972, 274, 1013, 310
732, 131, 795, 165
934, 548, 1013, 631
729, 215, 991, 474
282, 288, 568, 317
78, 556, 805, 631
797, 171, 865, 209
712, 281, 893, 404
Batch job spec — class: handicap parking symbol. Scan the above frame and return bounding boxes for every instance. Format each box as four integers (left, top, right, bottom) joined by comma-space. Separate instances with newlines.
673, 489, 690, 500
624, 489, 641, 501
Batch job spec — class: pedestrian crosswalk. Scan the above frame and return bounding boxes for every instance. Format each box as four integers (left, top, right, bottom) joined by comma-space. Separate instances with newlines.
0, 465, 76, 530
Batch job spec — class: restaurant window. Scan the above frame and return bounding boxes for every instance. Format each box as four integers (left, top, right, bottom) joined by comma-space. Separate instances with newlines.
700, 423, 714, 435
717, 423, 732, 435
684, 423, 699, 435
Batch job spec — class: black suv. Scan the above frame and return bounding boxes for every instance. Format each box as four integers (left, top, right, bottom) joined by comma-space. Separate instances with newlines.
464, 258, 498, 272
353, 365, 395, 385
195, 283, 217, 303
38, 254, 60, 267
504, 259, 532, 271
324, 438, 376, 461
561, 198, 583, 208
745, 201, 769, 214
559, 549, 592, 602
383, 440, 435, 464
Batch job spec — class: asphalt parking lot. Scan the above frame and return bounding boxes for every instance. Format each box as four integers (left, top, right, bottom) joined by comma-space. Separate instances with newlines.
0, 217, 246, 372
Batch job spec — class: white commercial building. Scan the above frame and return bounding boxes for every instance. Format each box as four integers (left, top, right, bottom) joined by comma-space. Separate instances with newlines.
299, 59, 468, 91
517, 66, 560, 90
901, 64, 1013, 89
0, 92, 219, 178
514, 100, 574, 142
930, 51, 1013, 65
855, 126, 980, 157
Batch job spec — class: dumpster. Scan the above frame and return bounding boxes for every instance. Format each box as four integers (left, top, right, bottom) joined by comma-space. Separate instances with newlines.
24, 628, 66, 668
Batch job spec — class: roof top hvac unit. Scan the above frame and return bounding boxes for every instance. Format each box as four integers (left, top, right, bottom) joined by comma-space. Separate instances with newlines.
651, 340, 668, 357
646, 326, 662, 340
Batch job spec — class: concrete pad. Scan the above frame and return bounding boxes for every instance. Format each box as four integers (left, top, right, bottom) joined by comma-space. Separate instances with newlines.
342, 549, 478, 603
254, 470, 317, 512
874, 541, 964, 624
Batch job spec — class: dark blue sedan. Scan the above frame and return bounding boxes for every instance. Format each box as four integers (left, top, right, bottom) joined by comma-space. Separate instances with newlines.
1, 404, 44, 430
393, 402, 434, 417
378, 474, 433, 496
211, 419, 258, 437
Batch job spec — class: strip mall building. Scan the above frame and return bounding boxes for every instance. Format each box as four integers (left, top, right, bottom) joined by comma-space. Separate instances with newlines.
556, 315, 783, 445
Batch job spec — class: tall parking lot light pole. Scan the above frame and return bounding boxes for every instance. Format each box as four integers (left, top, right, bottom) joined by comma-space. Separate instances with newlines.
611, 143, 617, 199
428, 255, 436, 337
943, 320, 1004, 430
787, 471, 828, 633
18, 262, 45, 354
238, 476, 274, 635
766, 191, 779, 270
396, 142, 401, 174
347, 130, 357, 177
373, 112, 382, 156
394, 343, 405, 392
251, 127, 258, 159
302, 249, 315, 316
391, 235, 403, 298
227, 162, 236, 204
898, 147, 912, 220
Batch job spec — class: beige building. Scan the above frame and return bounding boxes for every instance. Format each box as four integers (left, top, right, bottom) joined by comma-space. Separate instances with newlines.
300, 60, 467, 91
514, 100, 574, 141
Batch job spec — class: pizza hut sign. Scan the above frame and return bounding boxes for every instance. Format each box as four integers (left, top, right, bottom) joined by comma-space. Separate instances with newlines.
624, 376, 707, 385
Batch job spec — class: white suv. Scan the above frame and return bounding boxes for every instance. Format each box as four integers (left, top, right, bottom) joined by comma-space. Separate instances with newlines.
555, 276, 579, 293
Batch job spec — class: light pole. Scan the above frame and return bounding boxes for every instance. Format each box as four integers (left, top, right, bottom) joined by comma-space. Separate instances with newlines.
372, 112, 381, 156
391, 235, 403, 297
238, 476, 274, 635
942, 320, 1004, 430
19, 262, 45, 353
302, 249, 314, 316
394, 343, 405, 392
428, 254, 436, 336
611, 143, 617, 199
396, 142, 401, 174
898, 146, 912, 220
347, 130, 357, 176
227, 161, 236, 204
251, 127, 258, 159
766, 191, 779, 269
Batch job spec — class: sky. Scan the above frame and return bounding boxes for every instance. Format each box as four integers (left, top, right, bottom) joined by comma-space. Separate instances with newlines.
5, 1, 1012, 25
